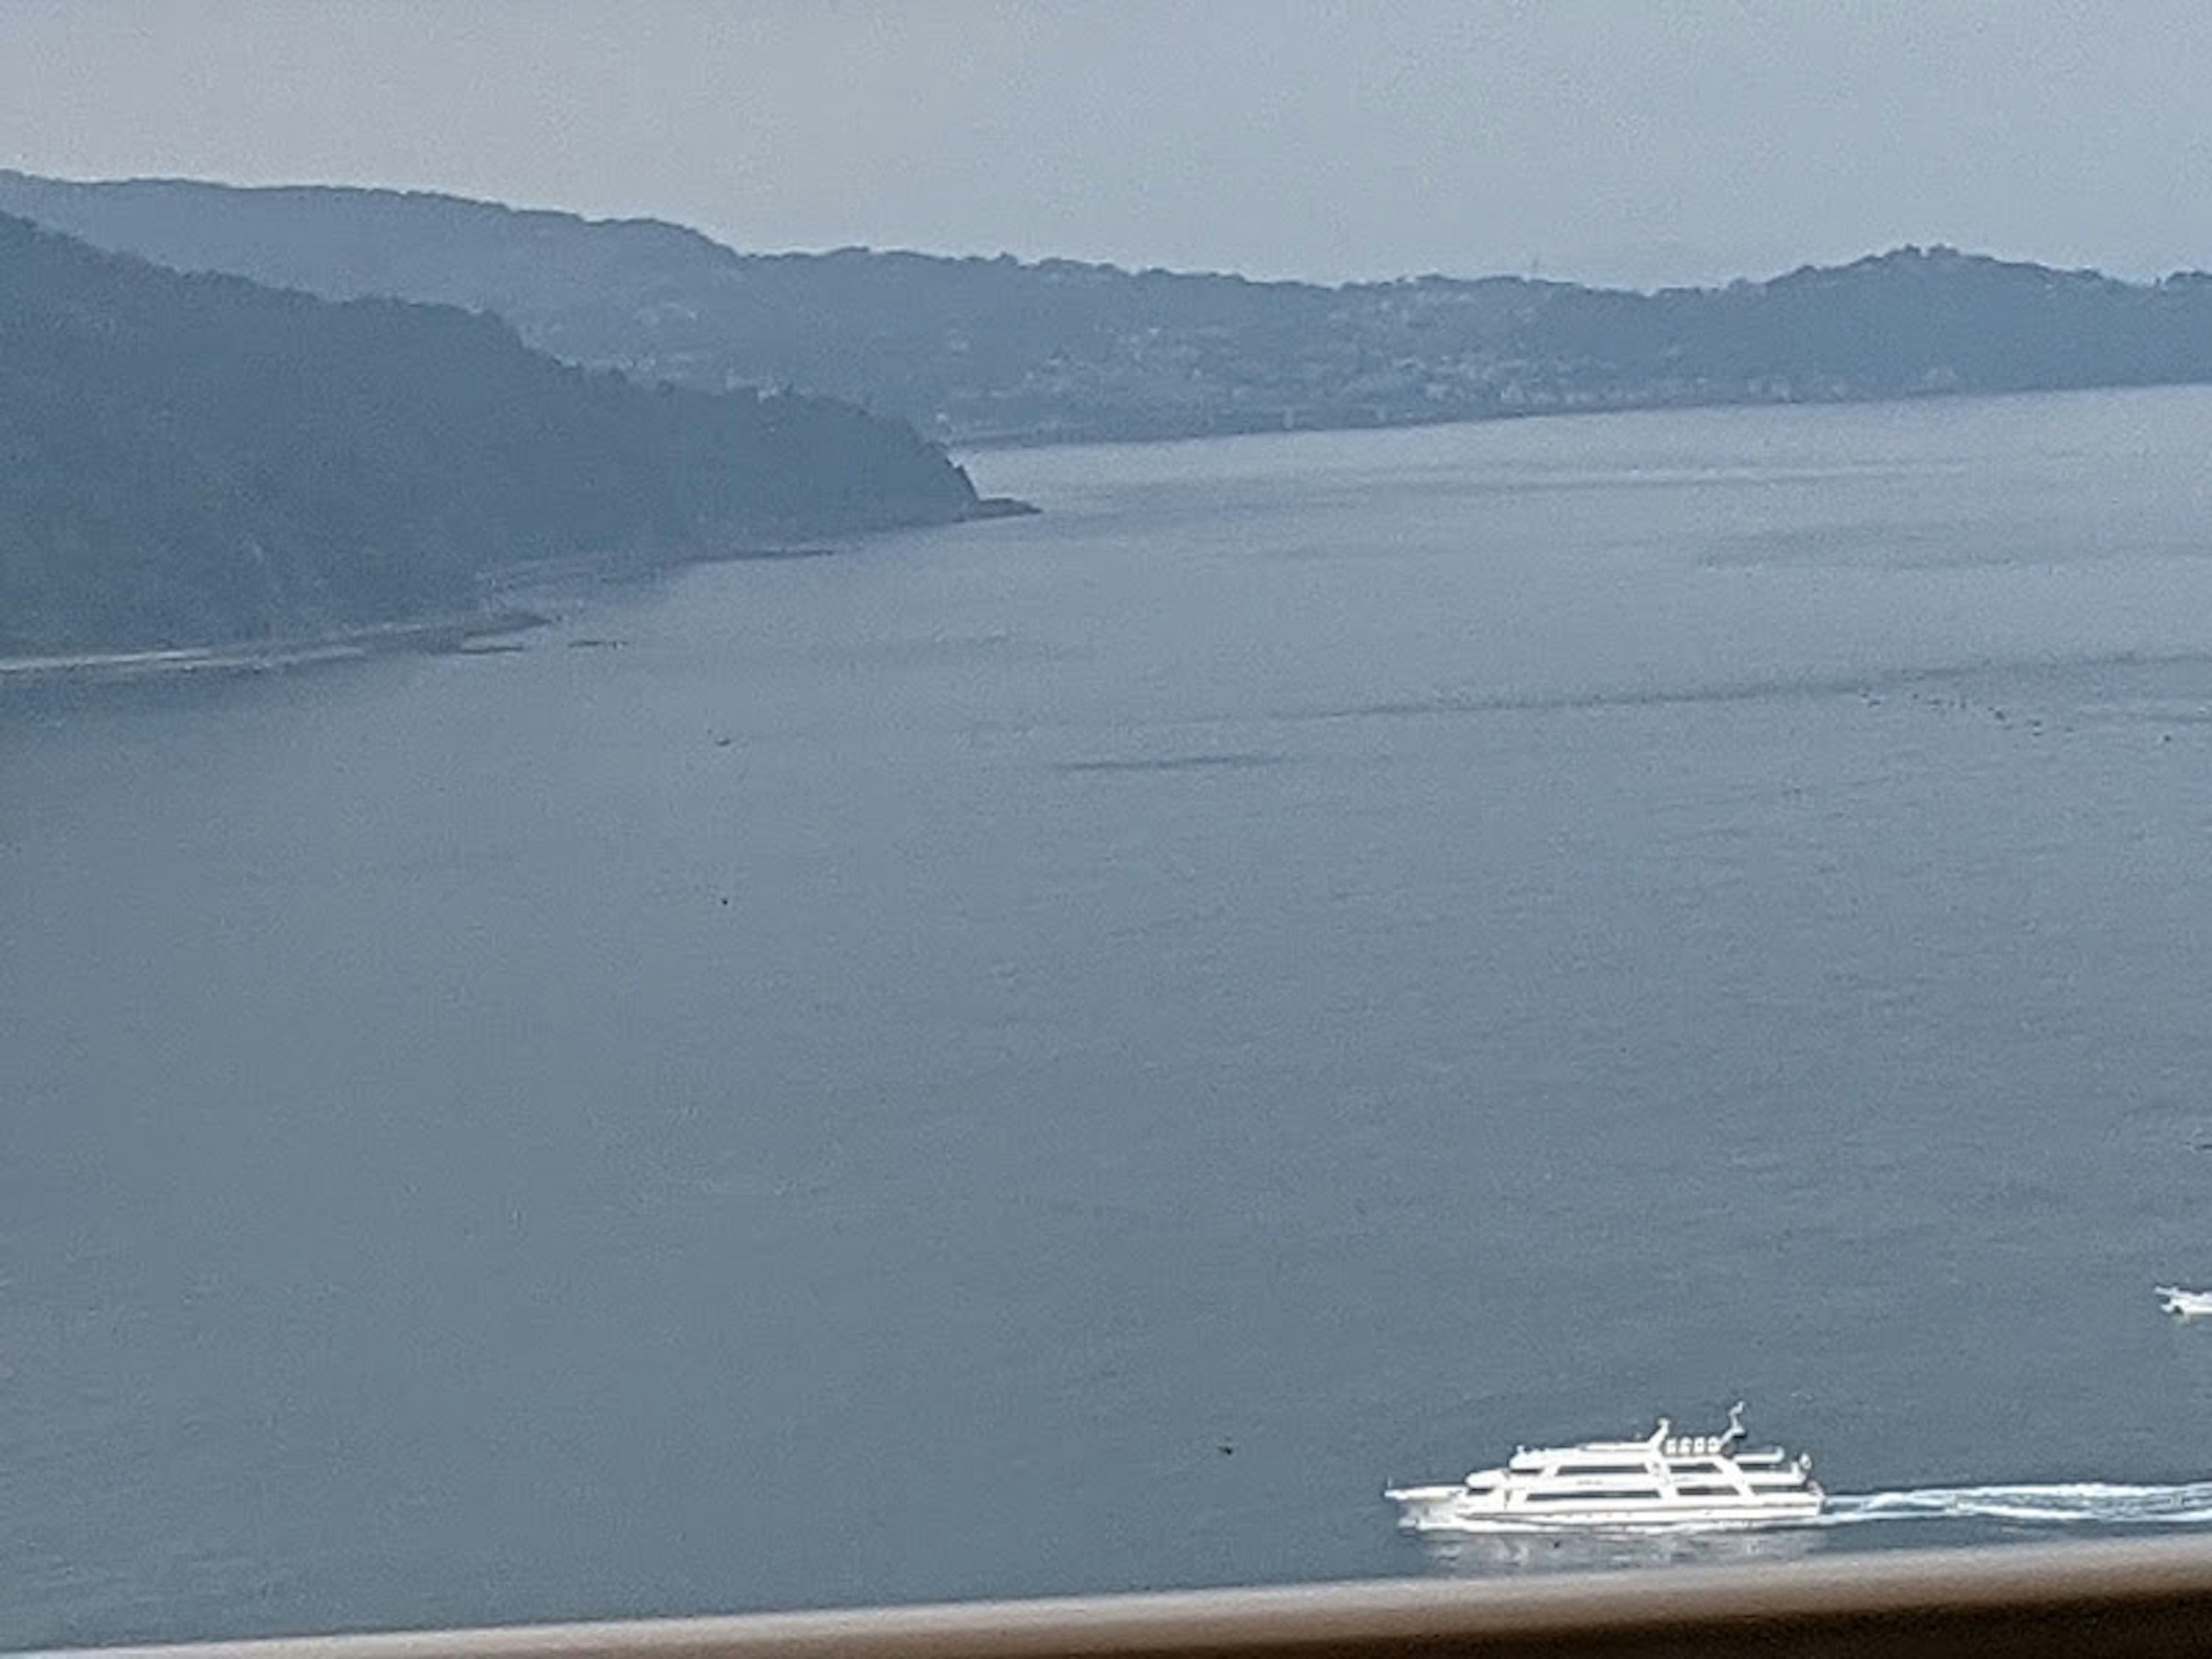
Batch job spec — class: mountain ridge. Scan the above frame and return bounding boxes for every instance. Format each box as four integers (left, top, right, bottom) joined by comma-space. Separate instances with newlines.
7, 170, 2212, 446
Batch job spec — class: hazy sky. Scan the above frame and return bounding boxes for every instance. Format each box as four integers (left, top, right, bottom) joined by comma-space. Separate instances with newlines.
3, 0, 2209, 290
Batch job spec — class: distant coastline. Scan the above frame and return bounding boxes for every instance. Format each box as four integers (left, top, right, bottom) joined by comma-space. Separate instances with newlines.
8, 173, 2209, 452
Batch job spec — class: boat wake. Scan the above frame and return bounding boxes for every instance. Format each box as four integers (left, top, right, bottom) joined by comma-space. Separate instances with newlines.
1823, 1480, 2212, 1529
1400, 1481, 2212, 1539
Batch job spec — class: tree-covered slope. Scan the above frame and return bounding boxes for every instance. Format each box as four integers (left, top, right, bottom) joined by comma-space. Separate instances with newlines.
0, 213, 990, 654
1513, 247, 2212, 401
9, 172, 2212, 446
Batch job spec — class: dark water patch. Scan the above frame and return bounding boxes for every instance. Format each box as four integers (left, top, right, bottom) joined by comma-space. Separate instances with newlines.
1056, 751, 1288, 775
1710, 525, 2212, 573
693, 544, 838, 563
1293, 672, 1885, 724
1279, 648, 2212, 729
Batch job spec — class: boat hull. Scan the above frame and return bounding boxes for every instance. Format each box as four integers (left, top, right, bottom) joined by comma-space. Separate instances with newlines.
1387, 1484, 1825, 1534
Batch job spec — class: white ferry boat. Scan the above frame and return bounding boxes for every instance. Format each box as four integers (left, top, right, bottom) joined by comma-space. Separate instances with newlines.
2156, 1285, 2212, 1318
1386, 1402, 1823, 1532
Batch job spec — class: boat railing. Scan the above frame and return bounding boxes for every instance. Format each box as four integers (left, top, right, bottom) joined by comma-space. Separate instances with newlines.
26, 1536, 2212, 1659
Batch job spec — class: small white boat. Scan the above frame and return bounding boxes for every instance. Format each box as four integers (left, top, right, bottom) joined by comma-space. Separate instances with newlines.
2155, 1286, 2212, 1318
1386, 1402, 1823, 1532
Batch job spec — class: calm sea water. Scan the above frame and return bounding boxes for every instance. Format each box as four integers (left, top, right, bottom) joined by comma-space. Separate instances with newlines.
8, 388, 2212, 1646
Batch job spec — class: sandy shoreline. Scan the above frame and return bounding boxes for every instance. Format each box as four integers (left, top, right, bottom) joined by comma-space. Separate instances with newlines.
1, 501, 1036, 694
0, 607, 550, 690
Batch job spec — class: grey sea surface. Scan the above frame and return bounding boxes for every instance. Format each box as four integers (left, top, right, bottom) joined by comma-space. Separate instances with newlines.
9, 387, 2212, 1646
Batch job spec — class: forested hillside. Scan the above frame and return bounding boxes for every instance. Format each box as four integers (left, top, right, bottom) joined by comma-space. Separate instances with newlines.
0, 213, 993, 654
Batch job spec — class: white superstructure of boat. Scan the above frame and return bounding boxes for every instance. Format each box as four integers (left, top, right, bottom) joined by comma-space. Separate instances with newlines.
1386, 1402, 1823, 1532
2156, 1285, 2212, 1318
